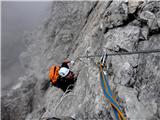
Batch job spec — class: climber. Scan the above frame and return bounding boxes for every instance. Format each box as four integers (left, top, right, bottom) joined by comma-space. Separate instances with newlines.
49, 59, 79, 92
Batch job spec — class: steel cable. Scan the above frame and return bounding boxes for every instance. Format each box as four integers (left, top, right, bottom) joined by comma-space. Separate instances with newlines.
76, 49, 160, 59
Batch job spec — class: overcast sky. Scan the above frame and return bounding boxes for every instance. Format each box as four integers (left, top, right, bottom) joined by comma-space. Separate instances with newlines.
1, 1, 51, 94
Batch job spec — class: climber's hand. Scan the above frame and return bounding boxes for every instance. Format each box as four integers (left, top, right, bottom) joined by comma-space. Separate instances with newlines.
70, 60, 75, 65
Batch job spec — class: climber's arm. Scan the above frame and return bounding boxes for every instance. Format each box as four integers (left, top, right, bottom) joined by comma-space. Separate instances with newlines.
63, 59, 71, 64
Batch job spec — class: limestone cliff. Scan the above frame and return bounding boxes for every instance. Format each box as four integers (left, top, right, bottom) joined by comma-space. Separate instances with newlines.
2, 1, 160, 120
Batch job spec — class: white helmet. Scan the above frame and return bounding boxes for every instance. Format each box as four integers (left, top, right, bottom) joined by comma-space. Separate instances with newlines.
59, 67, 69, 77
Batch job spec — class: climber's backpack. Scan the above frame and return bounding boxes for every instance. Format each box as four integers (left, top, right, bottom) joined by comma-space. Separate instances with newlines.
49, 65, 60, 85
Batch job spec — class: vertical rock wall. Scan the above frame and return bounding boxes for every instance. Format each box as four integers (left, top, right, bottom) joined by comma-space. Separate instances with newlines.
2, 1, 160, 120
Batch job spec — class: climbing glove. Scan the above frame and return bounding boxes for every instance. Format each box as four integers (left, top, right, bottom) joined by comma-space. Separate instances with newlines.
70, 60, 75, 65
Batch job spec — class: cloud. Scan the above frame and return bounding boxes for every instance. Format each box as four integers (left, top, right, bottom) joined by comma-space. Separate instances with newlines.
1, 1, 50, 90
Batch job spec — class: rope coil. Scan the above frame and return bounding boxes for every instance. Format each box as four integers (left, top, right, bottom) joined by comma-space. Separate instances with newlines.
99, 64, 126, 120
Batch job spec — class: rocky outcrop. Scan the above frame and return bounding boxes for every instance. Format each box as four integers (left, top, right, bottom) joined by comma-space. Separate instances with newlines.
1, 75, 37, 120
2, 1, 160, 120
139, 1, 160, 33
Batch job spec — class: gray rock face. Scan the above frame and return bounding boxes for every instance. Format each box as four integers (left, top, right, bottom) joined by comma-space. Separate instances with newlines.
1, 75, 37, 120
139, 1, 160, 33
128, 0, 142, 14
102, 1, 128, 29
2, 1, 160, 120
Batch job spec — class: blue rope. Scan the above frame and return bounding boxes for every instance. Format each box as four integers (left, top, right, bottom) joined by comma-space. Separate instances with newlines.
101, 70, 119, 120
100, 70, 121, 111
102, 71, 113, 97
99, 67, 123, 120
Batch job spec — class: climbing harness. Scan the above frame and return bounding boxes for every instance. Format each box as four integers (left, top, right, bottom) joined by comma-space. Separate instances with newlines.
98, 51, 126, 120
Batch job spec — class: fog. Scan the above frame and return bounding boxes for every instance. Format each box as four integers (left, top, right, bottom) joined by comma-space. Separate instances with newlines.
1, 1, 51, 94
